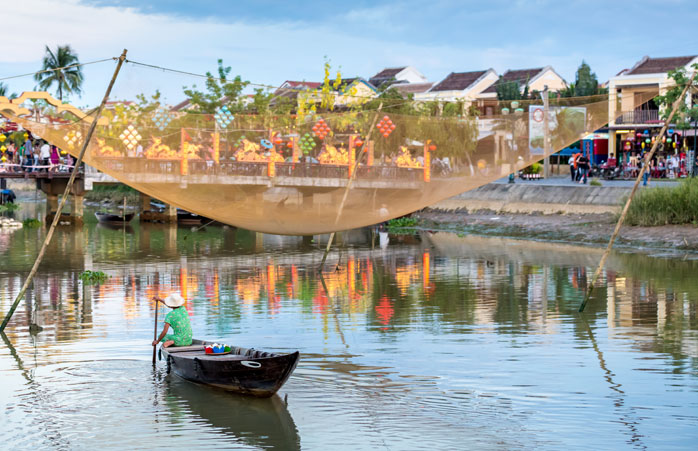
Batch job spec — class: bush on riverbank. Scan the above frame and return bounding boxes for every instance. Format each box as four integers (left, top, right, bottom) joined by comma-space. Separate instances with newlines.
625, 178, 698, 226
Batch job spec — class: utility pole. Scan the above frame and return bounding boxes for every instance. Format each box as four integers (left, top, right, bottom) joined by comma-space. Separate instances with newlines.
543, 85, 551, 178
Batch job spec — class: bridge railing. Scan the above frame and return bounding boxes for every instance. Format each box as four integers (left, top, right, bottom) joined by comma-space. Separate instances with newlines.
92, 157, 426, 182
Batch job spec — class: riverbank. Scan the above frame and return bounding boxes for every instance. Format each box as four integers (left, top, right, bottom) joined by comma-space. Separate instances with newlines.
415, 209, 698, 253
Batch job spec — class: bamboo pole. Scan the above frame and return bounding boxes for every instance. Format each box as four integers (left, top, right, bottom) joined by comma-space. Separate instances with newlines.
152, 298, 159, 365
0, 49, 128, 333
318, 104, 383, 272
578, 70, 696, 312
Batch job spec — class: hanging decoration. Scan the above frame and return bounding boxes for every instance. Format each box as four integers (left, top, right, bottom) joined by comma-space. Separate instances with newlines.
63, 130, 82, 148
152, 107, 172, 131
119, 125, 142, 151
214, 105, 234, 129
376, 116, 395, 138
299, 133, 316, 155
312, 118, 331, 140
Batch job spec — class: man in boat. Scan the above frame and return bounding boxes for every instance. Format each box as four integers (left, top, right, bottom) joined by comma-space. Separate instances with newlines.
152, 293, 193, 348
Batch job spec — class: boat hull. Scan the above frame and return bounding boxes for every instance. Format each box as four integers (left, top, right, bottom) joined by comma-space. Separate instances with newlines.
161, 340, 299, 397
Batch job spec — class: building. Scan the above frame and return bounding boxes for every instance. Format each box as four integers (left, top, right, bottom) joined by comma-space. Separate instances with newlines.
368, 66, 428, 89
331, 77, 378, 107
418, 69, 498, 104
476, 66, 567, 116
607, 55, 698, 158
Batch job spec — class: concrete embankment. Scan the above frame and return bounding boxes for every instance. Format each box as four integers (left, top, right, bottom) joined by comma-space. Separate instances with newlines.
432, 183, 630, 214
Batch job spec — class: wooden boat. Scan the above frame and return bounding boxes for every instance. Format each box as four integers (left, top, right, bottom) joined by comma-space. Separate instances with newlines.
94, 211, 135, 224
160, 339, 300, 397
177, 209, 208, 225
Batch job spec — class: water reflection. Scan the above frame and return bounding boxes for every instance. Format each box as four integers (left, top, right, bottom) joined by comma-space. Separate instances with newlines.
0, 216, 697, 449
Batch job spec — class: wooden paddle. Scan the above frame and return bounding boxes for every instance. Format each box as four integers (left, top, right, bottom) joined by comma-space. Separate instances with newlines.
152, 298, 159, 365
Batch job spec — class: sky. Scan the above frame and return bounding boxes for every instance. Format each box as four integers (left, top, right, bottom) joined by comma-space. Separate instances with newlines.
1, 0, 697, 107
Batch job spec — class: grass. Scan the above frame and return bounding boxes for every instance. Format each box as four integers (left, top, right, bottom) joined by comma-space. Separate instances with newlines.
22, 218, 41, 228
624, 177, 698, 226
85, 184, 140, 204
0, 203, 19, 212
589, 178, 602, 186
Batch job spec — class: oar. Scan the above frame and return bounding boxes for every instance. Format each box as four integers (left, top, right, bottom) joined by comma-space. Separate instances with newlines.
152, 298, 159, 365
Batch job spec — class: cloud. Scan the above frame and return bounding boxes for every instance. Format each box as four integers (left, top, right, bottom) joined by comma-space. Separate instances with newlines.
2, 0, 695, 106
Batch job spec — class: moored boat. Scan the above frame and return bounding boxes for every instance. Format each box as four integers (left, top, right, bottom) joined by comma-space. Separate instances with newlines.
160, 339, 299, 397
95, 211, 135, 224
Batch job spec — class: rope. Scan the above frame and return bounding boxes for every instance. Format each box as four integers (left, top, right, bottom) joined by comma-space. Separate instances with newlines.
0, 58, 116, 82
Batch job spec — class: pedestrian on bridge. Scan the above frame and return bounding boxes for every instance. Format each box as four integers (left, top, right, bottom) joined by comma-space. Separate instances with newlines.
40, 141, 50, 172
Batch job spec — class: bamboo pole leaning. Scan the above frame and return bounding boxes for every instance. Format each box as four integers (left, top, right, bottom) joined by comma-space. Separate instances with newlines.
0, 49, 128, 333
318, 103, 384, 272
578, 70, 697, 312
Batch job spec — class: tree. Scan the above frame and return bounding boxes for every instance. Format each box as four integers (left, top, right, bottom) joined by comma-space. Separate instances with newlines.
654, 64, 698, 130
0, 82, 17, 99
496, 79, 521, 101
34, 45, 84, 101
182, 59, 249, 114
560, 61, 607, 97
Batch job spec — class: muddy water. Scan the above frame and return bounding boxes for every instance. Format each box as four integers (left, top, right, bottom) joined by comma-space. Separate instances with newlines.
0, 212, 697, 450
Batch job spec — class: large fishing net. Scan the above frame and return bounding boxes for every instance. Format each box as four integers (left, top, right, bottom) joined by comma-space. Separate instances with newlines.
0, 62, 655, 234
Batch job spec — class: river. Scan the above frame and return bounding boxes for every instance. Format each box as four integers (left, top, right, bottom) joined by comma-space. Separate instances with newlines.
0, 206, 697, 450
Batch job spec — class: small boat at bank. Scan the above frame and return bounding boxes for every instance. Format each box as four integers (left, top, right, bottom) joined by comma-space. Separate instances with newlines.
160, 339, 300, 397
95, 211, 135, 224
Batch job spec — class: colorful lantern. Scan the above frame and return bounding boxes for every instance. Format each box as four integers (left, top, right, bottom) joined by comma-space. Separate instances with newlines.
376, 115, 395, 138
299, 133, 316, 154
63, 130, 82, 148
214, 105, 234, 129
152, 107, 173, 131
312, 118, 331, 140
0, 135, 5, 143
119, 125, 142, 150
260, 139, 273, 149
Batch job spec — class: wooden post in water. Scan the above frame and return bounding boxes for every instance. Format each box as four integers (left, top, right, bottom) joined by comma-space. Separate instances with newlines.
152, 298, 159, 365
0, 49, 128, 334
578, 70, 697, 312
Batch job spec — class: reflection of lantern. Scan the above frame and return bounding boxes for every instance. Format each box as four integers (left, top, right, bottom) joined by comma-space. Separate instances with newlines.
645, 138, 651, 143
641, 142, 645, 149
667, 138, 672, 143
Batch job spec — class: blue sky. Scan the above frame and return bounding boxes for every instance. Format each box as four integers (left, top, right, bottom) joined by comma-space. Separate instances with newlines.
2, 0, 697, 106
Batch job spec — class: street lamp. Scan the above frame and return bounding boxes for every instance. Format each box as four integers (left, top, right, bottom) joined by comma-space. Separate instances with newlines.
502, 101, 524, 183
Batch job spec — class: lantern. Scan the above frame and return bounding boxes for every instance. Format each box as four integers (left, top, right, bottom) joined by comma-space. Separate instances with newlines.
376, 116, 395, 139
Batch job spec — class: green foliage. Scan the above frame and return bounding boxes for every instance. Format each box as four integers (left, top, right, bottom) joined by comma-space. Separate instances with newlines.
0, 203, 19, 212
79, 270, 110, 285
387, 216, 419, 233
654, 64, 698, 130
625, 178, 698, 226
22, 218, 41, 228
34, 45, 84, 101
182, 59, 249, 114
0, 82, 17, 99
560, 61, 608, 97
589, 178, 602, 186
496, 79, 522, 101
523, 162, 542, 174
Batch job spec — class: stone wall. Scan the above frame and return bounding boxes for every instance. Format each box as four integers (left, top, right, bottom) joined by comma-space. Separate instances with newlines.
431, 183, 630, 214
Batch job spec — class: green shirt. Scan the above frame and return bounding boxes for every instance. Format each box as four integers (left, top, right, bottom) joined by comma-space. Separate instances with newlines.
162, 307, 193, 346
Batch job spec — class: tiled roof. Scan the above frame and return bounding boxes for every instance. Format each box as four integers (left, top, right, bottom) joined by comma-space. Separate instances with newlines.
430, 70, 488, 92
482, 68, 544, 94
394, 82, 434, 94
278, 80, 321, 91
626, 56, 697, 75
369, 67, 406, 86
170, 99, 191, 111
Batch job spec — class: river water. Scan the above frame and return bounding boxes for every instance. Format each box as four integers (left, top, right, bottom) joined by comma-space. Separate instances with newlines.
0, 207, 697, 450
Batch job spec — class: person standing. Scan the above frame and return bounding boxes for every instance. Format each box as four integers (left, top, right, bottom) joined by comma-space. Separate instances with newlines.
24, 138, 33, 172
577, 153, 589, 184
39, 141, 50, 172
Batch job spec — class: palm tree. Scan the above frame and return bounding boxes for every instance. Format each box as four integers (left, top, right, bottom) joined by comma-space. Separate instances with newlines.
0, 82, 16, 98
34, 45, 84, 102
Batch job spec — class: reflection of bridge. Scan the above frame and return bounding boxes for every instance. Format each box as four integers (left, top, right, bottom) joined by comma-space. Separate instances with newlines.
95, 158, 427, 190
